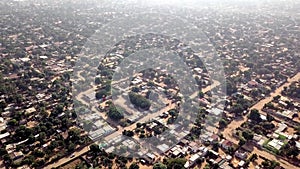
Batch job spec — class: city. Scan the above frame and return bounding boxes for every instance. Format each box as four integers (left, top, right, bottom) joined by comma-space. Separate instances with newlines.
0, 0, 299, 169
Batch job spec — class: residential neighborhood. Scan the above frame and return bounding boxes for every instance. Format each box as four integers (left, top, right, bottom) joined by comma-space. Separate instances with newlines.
0, 0, 299, 169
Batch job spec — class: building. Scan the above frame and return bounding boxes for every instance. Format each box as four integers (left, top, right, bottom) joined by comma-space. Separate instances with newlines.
235, 150, 248, 160
220, 139, 234, 150
145, 153, 156, 163
268, 139, 284, 151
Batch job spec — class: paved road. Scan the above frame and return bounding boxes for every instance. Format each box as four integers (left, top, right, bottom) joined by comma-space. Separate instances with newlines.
222, 72, 300, 169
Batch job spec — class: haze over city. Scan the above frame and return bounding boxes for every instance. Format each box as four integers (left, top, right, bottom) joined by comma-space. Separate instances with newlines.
0, 0, 299, 169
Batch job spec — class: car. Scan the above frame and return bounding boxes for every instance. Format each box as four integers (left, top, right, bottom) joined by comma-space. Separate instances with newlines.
70, 154, 75, 158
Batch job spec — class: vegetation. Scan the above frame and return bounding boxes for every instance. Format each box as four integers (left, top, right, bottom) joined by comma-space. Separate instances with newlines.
129, 162, 139, 169
166, 158, 186, 169
153, 163, 167, 169
249, 109, 261, 122
107, 104, 124, 121
129, 92, 151, 110
282, 82, 300, 98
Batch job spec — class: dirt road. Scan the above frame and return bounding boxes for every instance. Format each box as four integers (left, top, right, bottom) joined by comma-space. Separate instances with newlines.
222, 72, 300, 168
251, 72, 300, 112
45, 146, 90, 169
223, 72, 300, 143
252, 147, 299, 169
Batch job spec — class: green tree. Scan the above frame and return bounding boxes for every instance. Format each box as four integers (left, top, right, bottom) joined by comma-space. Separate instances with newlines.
239, 138, 246, 146
167, 158, 186, 169
249, 109, 261, 122
107, 105, 124, 121
129, 92, 151, 110
242, 129, 254, 140
90, 144, 100, 154
129, 162, 139, 169
219, 119, 227, 128
198, 91, 204, 98
153, 163, 167, 169
7, 119, 18, 126
266, 113, 274, 122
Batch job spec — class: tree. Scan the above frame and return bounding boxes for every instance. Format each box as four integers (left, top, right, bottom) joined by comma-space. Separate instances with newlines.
136, 122, 142, 128
67, 142, 75, 152
90, 144, 100, 154
132, 86, 140, 93
122, 130, 134, 137
273, 95, 281, 101
266, 113, 274, 122
0, 148, 7, 156
249, 153, 258, 162
242, 129, 254, 140
38, 132, 46, 141
129, 92, 151, 110
198, 91, 204, 98
33, 150, 45, 158
249, 109, 261, 122
238, 138, 246, 146
167, 158, 186, 169
95, 77, 101, 84
107, 105, 124, 121
96, 90, 107, 99
262, 122, 275, 130
164, 77, 173, 85
153, 163, 167, 169
225, 80, 237, 95
244, 71, 251, 80
250, 89, 259, 98
66, 128, 81, 146
7, 119, 18, 126
129, 162, 139, 169
231, 104, 244, 117
219, 119, 227, 128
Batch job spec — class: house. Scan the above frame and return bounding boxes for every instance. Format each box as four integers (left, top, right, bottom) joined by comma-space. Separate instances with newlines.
25, 107, 36, 115
184, 153, 201, 168
253, 134, 263, 142
209, 134, 219, 143
9, 151, 24, 161
238, 160, 245, 167
145, 153, 156, 163
268, 139, 284, 151
208, 149, 219, 158
0, 132, 10, 140
248, 80, 258, 88
0, 117, 7, 131
235, 150, 248, 160
278, 100, 288, 108
179, 139, 189, 146
169, 145, 185, 158
220, 139, 234, 150
275, 123, 287, 133
219, 162, 234, 169
189, 142, 200, 153
157, 143, 170, 153
210, 108, 223, 116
